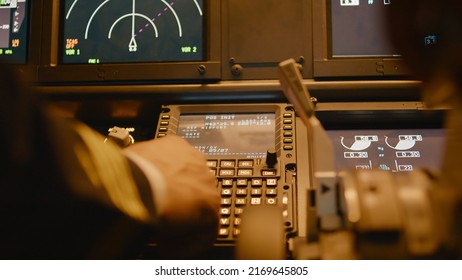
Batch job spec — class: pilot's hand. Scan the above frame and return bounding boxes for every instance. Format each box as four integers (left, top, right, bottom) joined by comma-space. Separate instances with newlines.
124, 135, 219, 256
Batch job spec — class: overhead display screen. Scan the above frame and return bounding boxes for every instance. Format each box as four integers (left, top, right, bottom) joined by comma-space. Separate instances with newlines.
327, 129, 446, 173
177, 113, 276, 159
62, 0, 204, 64
0, 0, 29, 64
330, 0, 399, 57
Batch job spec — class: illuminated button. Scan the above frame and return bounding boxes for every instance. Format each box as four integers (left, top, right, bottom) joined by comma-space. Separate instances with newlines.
158, 127, 168, 132
207, 160, 218, 168
266, 198, 278, 205
157, 133, 166, 137
160, 121, 169, 126
219, 169, 235, 176
251, 189, 262, 196
233, 229, 241, 236
235, 198, 247, 206
221, 189, 232, 196
283, 125, 293, 130
220, 218, 230, 226
262, 170, 277, 176
283, 113, 293, 118
238, 169, 253, 176
218, 228, 229, 237
236, 179, 248, 187
283, 145, 294, 150
251, 178, 263, 187
234, 218, 242, 226
234, 208, 244, 215
209, 169, 217, 176
283, 119, 293, 124
266, 178, 278, 187
221, 208, 231, 216
236, 189, 248, 196
284, 138, 293, 144
221, 179, 233, 187
284, 131, 293, 137
220, 160, 236, 167
266, 189, 278, 196
161, 115, 170, 120
221, 198, 232, 205
251, 198, 262, 205
238, 160, 254, 167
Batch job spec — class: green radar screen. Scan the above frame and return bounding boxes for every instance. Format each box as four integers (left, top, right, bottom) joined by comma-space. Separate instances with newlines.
62, 0, 204, 64
0, 0, 29, 64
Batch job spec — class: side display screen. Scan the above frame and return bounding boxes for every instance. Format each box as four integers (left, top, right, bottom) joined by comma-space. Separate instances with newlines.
327, 129, 446, 173
0, 0, 28, 64
177, 113, 276, 159
62, 0, 204, 64
330, 0, 399, 58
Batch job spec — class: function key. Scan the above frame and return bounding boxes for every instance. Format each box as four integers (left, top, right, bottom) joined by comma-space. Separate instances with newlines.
207, 160, 218, 168
219, 169, 235, 176
238, 169, 253, 177
262, 170, 277, 176
220, 160, 236, 168
238, 160, 254, 167
161, 115, 171, 120
283, 145, 294, 151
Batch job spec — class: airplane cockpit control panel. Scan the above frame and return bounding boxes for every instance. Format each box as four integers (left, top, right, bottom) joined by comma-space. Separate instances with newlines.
154, 103, 298, 244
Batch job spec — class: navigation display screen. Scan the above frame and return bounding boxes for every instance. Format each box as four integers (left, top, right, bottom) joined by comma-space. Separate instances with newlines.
62, 0, 204, 64
177, 113, 276, 159
0, 0, 28, 64
327, 129, 445, 172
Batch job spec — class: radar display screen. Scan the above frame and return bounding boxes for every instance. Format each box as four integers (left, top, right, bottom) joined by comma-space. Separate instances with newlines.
0, 0, 29, 64
327, 129, 445, 173
62, 0, 204, 64
177, 113, 276, 159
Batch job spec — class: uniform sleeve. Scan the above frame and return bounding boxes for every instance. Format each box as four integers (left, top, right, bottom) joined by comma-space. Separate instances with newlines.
48, 116, 159, 224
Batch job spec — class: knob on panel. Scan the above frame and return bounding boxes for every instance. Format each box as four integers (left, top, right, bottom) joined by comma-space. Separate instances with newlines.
266, 148, 278, 168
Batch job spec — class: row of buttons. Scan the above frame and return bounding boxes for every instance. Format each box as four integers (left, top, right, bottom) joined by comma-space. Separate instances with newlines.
208, 159, 278, 177
156, 115, 171, 137
282, 113, 294, 151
